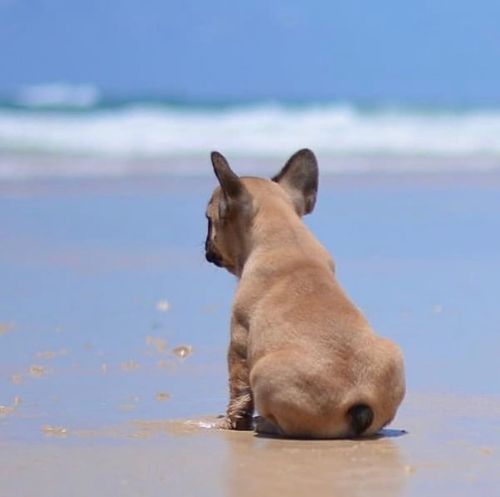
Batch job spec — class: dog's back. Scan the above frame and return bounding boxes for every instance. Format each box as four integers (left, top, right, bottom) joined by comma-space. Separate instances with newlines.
241, 237, 405, 438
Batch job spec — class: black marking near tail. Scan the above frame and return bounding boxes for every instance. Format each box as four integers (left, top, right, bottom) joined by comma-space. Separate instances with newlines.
348, 404, 374, 435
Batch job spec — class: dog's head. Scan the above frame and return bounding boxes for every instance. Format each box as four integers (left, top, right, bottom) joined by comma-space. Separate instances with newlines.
205, 149, 318, 275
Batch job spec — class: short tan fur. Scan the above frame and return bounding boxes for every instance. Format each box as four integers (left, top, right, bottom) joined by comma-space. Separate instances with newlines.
205, 149, 405, 438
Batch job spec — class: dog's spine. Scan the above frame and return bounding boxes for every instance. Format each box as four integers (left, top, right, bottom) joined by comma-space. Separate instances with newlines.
347, 404, 373, 435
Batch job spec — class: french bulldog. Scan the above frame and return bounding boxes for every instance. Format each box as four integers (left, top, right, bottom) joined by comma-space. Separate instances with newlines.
205, 149, 405, 438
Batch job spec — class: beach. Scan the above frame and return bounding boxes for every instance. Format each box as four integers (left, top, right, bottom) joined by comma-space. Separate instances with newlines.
1, 172, 500, 496
3, 0, 500, 491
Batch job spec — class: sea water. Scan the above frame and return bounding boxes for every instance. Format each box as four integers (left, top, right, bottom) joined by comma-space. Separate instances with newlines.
1, 84, 500, 179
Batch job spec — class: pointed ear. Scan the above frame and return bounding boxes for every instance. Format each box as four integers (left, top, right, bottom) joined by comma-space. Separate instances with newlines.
211, 151, 249, 218
211, 151, 243, 200
272, 149, 318, 216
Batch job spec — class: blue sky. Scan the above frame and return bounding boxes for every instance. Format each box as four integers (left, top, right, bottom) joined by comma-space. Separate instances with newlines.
1, 0, 500, 102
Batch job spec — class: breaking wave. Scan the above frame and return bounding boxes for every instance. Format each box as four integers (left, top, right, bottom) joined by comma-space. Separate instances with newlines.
1, 94, 500, 178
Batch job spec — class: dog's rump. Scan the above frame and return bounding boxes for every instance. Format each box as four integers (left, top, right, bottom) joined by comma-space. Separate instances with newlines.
249, 350, 381, 438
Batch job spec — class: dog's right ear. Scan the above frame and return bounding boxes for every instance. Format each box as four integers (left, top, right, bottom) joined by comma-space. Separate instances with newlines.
211, 151, 247, 218
272, 149, 318, 216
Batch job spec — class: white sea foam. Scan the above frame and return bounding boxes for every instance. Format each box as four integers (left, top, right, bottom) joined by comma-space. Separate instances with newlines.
1, 101, 500, 178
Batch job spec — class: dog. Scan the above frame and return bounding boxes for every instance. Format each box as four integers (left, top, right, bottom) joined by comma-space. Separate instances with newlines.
205, 149, 405, 438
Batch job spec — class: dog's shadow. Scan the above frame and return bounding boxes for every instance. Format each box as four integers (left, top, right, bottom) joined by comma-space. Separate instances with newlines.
254, 426, 408, 441
215, 414, 408, 440
375, 428, 408, 438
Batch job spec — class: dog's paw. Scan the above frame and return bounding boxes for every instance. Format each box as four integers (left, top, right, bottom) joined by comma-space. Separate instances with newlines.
232, 415, 254, 431
255, 416, 282, 436
215, 416, 234, 430
215, 415, 254, 431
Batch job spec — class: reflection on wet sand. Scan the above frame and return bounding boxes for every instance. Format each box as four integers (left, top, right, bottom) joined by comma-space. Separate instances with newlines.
2, 399, 500, 497
127, 417, 407, 497
222, 430, 408, 497
105, 418, 409, 496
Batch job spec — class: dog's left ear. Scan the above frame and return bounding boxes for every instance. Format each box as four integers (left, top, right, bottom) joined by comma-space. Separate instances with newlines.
272, 149, 318, 216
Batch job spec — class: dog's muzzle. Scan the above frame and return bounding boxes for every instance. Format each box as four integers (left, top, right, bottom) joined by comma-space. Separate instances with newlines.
205, 250, 223, 267
205, 240, 224, 267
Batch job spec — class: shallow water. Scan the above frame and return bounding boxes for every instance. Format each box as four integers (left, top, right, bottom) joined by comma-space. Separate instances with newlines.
1, 173, 499, 495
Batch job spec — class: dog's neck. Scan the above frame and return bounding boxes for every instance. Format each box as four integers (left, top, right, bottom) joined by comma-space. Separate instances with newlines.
252, 205, 309, 249
236, 199, 333, 280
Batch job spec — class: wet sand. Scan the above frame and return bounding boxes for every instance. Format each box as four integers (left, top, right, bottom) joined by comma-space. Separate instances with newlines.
1, 393, 500, 497
1, 173, 500, 496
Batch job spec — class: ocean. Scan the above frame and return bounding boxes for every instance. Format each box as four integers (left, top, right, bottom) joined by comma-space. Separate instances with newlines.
1, 84, 500, 179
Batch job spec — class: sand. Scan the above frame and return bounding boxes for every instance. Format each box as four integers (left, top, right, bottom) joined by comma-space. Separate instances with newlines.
1, 173, 499, 496
1, 394, 500, 497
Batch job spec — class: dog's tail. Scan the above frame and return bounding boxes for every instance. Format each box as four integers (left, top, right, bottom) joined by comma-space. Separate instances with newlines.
347, 404, 374, 436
